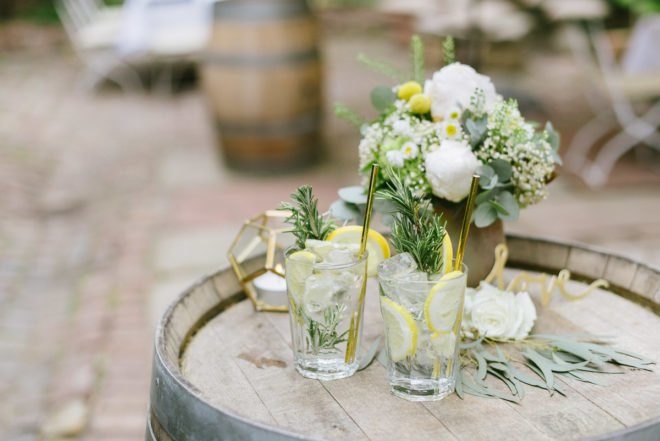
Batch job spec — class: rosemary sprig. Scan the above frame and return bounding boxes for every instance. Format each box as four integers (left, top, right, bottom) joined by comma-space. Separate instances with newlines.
305, 304, 349, 353
279, 185, 335, 249
378, 173, 446, 274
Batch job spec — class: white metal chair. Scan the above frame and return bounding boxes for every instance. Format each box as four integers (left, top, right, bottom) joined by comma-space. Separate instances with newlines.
565, 20, 660, 187
56, 0, 143, 91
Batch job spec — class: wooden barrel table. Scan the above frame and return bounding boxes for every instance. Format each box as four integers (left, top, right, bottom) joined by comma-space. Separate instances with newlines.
201, 0, 322, 172
146, 234, 660, 441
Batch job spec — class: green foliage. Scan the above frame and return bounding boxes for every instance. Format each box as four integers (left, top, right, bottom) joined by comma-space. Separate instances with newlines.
304, 304, 349, 353
357, 53, 406, 82
279, 185, 335, 249
610, 0, 660, 15
333, 103, 365, 127
456, 335, 655, 402
378, 172, 446, 274
473, 160, 520, 227
370, 86, 396, 112
410, 35, 425, 84
443, 36, 456, 65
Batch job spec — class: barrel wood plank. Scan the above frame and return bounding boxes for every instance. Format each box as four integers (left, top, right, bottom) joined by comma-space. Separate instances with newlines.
147, 235, 660, 441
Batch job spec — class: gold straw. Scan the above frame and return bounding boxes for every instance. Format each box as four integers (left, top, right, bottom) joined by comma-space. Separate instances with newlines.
345, 164, 379, 363
454, 174, 480, 271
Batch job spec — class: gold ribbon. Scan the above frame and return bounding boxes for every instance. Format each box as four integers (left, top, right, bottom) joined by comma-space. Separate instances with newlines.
484, 243, 609, 307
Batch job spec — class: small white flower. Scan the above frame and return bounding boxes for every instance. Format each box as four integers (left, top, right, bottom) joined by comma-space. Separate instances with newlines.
441, 121, 461, 139
462, 282, 537, 341
392, 120, 411, 136
386, 149, 405, 168
401, 141, 419, 159
424, 139, 480, 202
425, 62, 499, 119
446, 107, 462, 120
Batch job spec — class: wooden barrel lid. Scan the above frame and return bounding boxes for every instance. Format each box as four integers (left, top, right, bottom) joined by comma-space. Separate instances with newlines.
147, 234, 660, 441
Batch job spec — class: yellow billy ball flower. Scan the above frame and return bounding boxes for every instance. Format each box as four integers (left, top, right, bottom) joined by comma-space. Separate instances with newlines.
397, 81, 422, 101
409, 93, 431, 114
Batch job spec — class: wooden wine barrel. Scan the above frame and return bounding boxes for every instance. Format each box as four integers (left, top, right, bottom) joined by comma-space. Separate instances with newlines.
201, 0, 322, 172
146, 234, 660, 441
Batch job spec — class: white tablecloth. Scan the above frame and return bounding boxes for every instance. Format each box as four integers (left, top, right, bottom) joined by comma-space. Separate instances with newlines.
117, 0, 215, 57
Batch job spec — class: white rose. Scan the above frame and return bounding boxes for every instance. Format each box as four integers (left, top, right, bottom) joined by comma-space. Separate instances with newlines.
424, 139, 480, 202
425, 62, 499, 118
386, 149, 405, 168
462, 282, 537, 341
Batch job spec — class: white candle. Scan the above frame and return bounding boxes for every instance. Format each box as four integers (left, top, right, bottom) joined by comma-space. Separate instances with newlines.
252, 272, 287, 293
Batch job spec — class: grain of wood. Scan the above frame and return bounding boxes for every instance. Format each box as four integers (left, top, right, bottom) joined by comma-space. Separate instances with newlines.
183, 301, 369, 441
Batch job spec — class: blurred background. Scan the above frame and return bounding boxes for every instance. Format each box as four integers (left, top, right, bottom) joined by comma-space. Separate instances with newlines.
0, 0, 658, 439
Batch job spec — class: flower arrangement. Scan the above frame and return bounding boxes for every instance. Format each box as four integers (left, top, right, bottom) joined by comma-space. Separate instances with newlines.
335, 36, 561, 228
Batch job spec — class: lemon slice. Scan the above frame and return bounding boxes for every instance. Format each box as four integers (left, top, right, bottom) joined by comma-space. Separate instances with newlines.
286, 250, 317, 305
326, 226, 390, 277
380, 297, 418, 362
424, 271, 465, 334
431, 331, 457, 358
440, 234, 454, 274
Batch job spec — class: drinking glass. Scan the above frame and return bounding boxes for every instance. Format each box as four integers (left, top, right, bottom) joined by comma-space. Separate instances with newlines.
377, 254, 467, 401
284, 247, 368, 380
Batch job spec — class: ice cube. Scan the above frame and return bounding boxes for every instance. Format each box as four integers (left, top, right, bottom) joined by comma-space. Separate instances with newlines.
302, 273, 348, 322
398, 271, 430, 317
377, 252, 417, 280
305, 239, 335, 259
306, 240, 359, 262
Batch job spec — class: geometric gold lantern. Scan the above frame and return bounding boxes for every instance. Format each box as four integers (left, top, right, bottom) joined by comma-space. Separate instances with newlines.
227, 210, 293, 312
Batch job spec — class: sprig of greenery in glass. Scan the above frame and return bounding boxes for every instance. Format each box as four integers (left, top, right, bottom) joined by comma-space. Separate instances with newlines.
304, 304, 349, 353
280, 185, 335, 249
378, 172, 446, 274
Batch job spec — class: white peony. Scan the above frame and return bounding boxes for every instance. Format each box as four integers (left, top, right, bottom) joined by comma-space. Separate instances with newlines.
425, 62, 499, 118
462, 282, 537, 341
386, 149, 405, 168
424, 140, 480, 202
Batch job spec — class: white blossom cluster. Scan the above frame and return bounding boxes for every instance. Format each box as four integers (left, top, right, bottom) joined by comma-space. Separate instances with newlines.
358, 100, 467, 195
476, 100, 555, 207
355, 62, 557, 209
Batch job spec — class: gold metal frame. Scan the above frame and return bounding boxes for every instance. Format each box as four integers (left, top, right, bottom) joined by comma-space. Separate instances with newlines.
227, 210, 291, 312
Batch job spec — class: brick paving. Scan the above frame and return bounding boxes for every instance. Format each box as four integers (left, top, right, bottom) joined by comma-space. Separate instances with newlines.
0, 28, 659, 441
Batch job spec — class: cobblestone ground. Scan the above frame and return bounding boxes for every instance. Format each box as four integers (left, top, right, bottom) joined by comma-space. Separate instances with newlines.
1, 31, 659, 441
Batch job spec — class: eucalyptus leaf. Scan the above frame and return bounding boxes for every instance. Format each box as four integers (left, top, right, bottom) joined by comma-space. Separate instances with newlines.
489, 199, 509, 215
329, 200, 362, 223
495, 191, 519, 221
474, 203, 497, 228
456, 369, 465, 399
565, 371, 607, 386
476, 188, 495, 205
370, 86, 396, 112
474, 351, 488, 382
551, 340, 604, 366
465, 116, 488, 147
478, 164, 495, 180
487, 368, 518, 396
358, 337, 382, 371
489, 159, 513, 181
338, 186, 368, 204
523, 349, 555, 390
